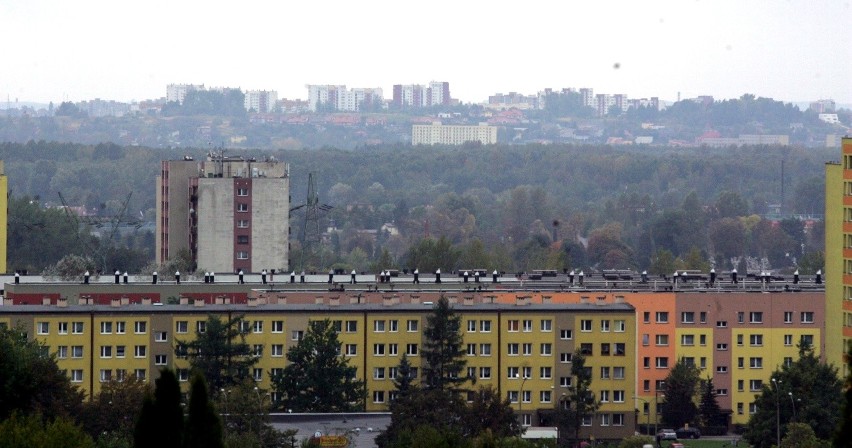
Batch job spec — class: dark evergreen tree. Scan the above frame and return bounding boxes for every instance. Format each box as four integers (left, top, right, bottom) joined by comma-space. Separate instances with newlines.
133, 395, 157, 448
176, 315, 258, 397
422, 295, 467, 393
698, 377, 726, 431
154, 369, 184, 448
184, 374, 223, 448
271, 319, 365, 412
833, 346, 852, 448
661, 359, 701, 428
558, 352, 599, 447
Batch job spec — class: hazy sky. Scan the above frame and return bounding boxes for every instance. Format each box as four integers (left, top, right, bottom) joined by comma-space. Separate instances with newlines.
2, 0, 850, 105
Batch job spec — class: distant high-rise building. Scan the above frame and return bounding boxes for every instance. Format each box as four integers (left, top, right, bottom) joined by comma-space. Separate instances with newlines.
579, 88, 595, 108
166, 84, 205, 104
412, 123, 497, 145
0, 161, 6, 273
392, 81, 451, 108
809, 99, 836, 113
307, 85, 383, 112
244, 90, 279, 113
156, 153, 290, 273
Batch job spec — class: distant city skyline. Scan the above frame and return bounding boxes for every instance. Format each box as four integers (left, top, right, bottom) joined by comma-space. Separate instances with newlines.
2, 0, 850, 105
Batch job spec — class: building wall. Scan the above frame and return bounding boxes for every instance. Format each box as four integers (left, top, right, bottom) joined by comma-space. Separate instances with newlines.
197, 178, 236, 273
411, 123, 498, 145
826, 139, 849, 376
156, 160, 198, 264
0, 161, 6, 273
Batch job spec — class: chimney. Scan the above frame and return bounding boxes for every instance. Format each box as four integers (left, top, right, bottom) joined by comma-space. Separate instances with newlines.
57, 297, 68, 307
111, 298, 120, 307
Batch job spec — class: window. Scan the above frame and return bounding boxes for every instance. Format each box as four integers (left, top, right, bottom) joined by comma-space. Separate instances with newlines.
737, 357, 744, 369
681, 312, 695, 323
155, 331, 168, 342
613, 390, 625, 402
540, 391, 552, 403
373, 391, 385, 403
237, 203, 248, 212
345, 320, 357, 332
700, 357, 707, 369
102, 322, 117, 334
700, 334, 707, 346
236, 235, 249, 245
560, 353, 573, 363
682, 334, 695, 346
560, 329, 573, 339
749, 380, 763, 391
237, 187, 249, 196
389, 367, 399, 379
643, 380, 650, 391
600, 413, 610, 426
655, 357, 669, 368
155, 354, 168, 365
71, 370, 83, 383
521, 366, 532, 379
100, 346, 112, 358
479, 367, 491, 379
116, 345, 125, 358
643, 357, 650, 369
737, 334, 744, 346
601, 343, 611, 356
72, 346, 84, 358
237, 219, 249, 228
252, 344, 263, 357
37, 322, 49, 334
507, 320, 519, 332
240, 320, 252, 333
480, 320, 492, 332
614, 320, 625, 332
750, 334, 763, 346
582, 416, 593, 427
541, 319, 553, 332
580, 320, 593, 332
56, 346, 68, 359
134, 345, 147, 358
750, 357, 763, 369
271, 344, 284, 357
614, 366, 625, 379
374, 320, 385, 332
522, 343, 532, 356
466, 343, 477, 356
58, 322, 68, 334
699, 312, 707, 323
540, 343, 552, 355
717, 343, 728, 351
237, 251, 249, 260
580, 343, 593, 355
560, 376, 573, 388
507, 391, 519, 403
642, 334, 649, 346
271, 321, 283, 333
717, 365, 728, 373
656, 312, 669, 323
599, 320, 610, 332
389, 344, 398, 355
72, 322, 84, 334
737, 312, 745, 324
656, 334, 669, 346
507, 343, 519, 355
613, 413, 625, 426
251, 321, 263, 333
750, 312, 763, 323
292, 330, 304, 341
507, 366, 520, 378
784, 311, 793, 323
134, 369, 146, 381
407, 320, 419, 332
406, 344, 419, 356
374, 367, 386, 380
600, 367, 610, 379
541, 367, 552, 379
749, 403, 759, 415
345, 344, 357, 356
467, 320, 477, 332
737, 380, 744, 391
522, 390, 531, 403
176, 321, 188, 333
134, 321, 147, 334
784, 334, 793, 346
716, 321, 727, 328
374, 344, 386, 356
737, 403, 744, 415
332, 321, 342, 332
522, 414, 532, 426
784, 357, 793, 367
801, 312, 814, 323
467, 367, 477, 379
389, 320, 398, 332
643, 312, 650, 323
801, 334, 814, 345
480, 343, 492, 356
716, 388, 728, 396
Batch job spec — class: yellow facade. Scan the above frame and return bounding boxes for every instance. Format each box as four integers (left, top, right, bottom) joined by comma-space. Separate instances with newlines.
0, 160, 6, 273
825, 145, 846, 375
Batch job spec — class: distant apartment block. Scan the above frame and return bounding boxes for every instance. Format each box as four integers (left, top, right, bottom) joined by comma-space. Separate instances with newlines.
166, 84, 205, 104
698, 134, 790, 147
306, 85, 383, 112
486, 92, 539, 110
809, 99, 836, 113
244, 90, 278, 113
156, 153, 290, 273
392, 82, 451, 109
75, 99, 134, 118
412, 122, 497, 145
0, 161, 6, 274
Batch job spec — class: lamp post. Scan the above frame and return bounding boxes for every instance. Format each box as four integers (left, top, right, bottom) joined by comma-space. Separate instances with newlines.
654, 382, 665, 437
633, 396, 650, 435
788, 392, 797, 421
771, 378, 781, 448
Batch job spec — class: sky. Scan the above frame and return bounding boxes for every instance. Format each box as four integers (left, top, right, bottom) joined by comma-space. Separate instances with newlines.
2, 0, 851, 106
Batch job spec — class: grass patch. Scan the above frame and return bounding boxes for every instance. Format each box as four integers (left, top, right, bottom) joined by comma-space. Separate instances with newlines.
659, 439, 742, 448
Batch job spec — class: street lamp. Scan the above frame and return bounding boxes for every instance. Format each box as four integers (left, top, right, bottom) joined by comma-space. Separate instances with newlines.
633, 396, 651, 435
514, 373, 529, 413
654, 382, 665, 437
771, 378, 781, 448
788, 392, 797, 421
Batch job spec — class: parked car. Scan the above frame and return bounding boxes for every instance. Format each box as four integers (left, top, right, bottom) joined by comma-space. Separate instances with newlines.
676, 427, 701, 439
657, 428, 677, 440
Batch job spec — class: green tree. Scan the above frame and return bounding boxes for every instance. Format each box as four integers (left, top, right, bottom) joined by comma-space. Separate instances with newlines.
463, 386, 522, 439
272, 319, 365, 412
648, 249, 676, 277
134, 369, 184, 448
79, 377, 147, 445
558, 352, 599, 447
0, 326, 84, 421
661, 359, 701, 428
697, 377, 726, 431
184, 374, 223, 448
617, 435, 655, 448
217, 380, 282, 448
744, 342, 843, 448
0, 412, 94, 448
833, 345, 852, 448
715, 191, 748, 218
176, 315, 258, 397
422, 296, 467, 393
780, 422, 828, 448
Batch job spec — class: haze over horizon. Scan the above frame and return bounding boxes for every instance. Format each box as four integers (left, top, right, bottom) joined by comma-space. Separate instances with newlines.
2, 0, 850, 106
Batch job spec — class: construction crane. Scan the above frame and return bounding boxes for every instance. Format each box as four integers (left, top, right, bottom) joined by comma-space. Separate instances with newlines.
58, 191, 141, 273
289, 172, 332, 270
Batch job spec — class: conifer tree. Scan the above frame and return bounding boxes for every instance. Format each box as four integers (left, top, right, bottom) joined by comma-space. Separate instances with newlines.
184, 374, 223, 448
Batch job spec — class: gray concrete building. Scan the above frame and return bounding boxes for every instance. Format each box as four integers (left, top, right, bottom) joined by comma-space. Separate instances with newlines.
156, 153, 290, 273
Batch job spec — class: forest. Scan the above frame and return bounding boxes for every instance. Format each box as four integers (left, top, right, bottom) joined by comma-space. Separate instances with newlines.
0, 140, 832, 276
